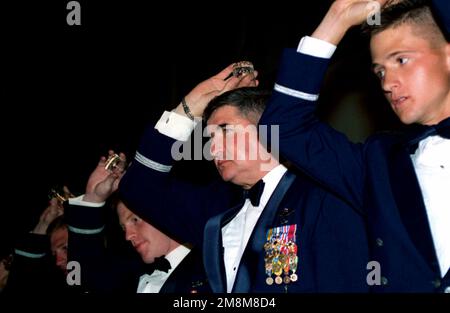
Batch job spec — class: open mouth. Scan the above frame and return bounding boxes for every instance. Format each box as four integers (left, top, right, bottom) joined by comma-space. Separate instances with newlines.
392, 96, 408, 108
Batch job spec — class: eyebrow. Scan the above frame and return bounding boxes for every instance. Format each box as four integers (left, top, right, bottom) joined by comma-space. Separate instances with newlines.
371, 64, 383, 73
56, 242, 67, 248
52, 242, 67, 253
119, 211, 134, 226
209, 123, 228, 133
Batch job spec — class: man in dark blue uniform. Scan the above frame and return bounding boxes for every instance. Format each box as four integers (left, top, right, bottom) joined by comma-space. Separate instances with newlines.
65, 152, 211, 293
259, 0, 450, 292
120, 64, 370, 292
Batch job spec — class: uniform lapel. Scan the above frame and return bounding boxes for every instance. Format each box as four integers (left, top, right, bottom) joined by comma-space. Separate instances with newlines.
203, 204, 242, 293
233, 171, 296, 292
388, 143, 440, 274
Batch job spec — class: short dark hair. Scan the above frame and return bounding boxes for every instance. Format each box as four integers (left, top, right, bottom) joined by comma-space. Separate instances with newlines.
362, 0, 445, 46
203, 87, 271, 124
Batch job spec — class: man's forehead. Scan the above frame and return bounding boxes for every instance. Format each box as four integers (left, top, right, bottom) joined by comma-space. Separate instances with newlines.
208, 107, 250, 126
370, 24, 412, 55
116, 202, 134, 222
118, 207, 134, 221
51, 229, 68, 244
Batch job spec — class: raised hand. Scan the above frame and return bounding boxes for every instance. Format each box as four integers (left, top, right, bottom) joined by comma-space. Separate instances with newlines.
174, 62, 259, 118
32, 198, 64, 235
313, 0, 389, 45
83, 150, 127, 203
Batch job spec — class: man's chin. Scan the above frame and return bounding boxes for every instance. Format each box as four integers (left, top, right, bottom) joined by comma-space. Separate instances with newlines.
140, 251, 154, 264
219, 173, 233, 182
395, 112, 415, 125
399, 117, 417, 125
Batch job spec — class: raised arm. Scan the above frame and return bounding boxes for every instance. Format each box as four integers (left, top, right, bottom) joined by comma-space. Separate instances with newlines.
259, 0, 387, 210
119, 63, 257, 245
431, 0, 450, 35
65, 151, 141, 293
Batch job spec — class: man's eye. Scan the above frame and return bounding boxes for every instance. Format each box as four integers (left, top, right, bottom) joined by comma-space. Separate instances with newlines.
224, 126, 235, 133
375, 69, 385, 79
398, 57, 409, 65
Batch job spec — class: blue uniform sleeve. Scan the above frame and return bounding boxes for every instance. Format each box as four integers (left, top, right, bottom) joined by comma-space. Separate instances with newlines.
119, 124, 240, 247
259, 49, 365, 210
66, 203, 143, 293
431, 0, 450, 36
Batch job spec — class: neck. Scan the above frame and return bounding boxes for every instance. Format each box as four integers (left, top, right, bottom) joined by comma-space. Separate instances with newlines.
166, 241, 181, 256
422, 113, 450, 126
242, 161, 279, 190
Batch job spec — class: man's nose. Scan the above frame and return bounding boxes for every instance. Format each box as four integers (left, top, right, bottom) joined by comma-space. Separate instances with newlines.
210, 136, 225, 159
55, 251, 67, 269
125, 226, 136, 242
382, 69, 400, 94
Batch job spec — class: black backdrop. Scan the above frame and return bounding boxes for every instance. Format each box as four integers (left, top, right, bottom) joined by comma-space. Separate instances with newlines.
1, 0, 401, 255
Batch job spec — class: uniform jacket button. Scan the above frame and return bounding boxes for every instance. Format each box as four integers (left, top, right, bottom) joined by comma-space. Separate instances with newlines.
376, 238, 383, 247
432, 279, 441, 289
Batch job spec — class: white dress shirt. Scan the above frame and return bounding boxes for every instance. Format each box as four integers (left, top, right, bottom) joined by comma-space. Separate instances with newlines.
137, 245, 191, 293
410, 135, 450, 277
221, 165, 288, 293
155, 110, 198, 141
68, 195, 105, 207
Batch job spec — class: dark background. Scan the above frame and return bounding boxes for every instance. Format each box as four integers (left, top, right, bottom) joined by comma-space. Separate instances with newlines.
1, 0, 402, 255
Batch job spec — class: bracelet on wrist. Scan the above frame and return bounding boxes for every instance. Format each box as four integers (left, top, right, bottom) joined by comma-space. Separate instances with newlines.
181, 97, 195, 121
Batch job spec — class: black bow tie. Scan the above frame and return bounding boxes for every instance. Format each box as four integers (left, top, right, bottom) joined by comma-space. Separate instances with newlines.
405, 117, 450, 153
152, 255, 171, 273
243, 180, 265, 207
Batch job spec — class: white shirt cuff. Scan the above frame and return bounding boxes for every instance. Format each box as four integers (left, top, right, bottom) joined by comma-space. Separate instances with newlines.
154, 111, 198, 142
297, 36, 337, 59
68, 195, 105, 207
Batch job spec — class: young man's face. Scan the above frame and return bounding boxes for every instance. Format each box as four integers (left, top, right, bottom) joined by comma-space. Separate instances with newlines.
207, 105, 267, 188
117, 202, 176, 264
371, 23, 450, 125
